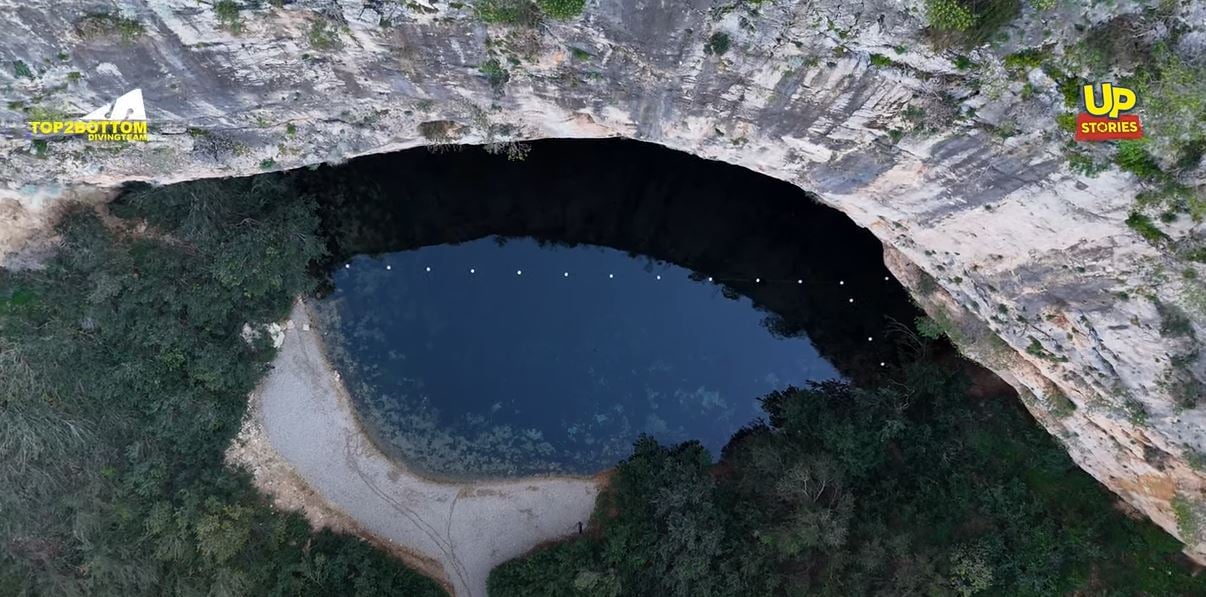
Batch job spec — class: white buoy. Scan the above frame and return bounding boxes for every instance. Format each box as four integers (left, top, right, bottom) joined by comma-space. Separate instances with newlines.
516, 269, 523, 276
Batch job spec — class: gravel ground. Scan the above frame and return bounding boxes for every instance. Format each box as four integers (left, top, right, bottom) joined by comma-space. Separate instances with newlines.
243, 301, 602, 597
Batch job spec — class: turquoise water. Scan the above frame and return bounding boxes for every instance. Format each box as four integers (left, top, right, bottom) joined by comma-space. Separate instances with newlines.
319, 237, 841, 477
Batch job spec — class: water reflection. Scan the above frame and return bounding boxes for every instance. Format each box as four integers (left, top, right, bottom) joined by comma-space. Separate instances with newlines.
318, 238, 839, 477
301, 139, 923, 478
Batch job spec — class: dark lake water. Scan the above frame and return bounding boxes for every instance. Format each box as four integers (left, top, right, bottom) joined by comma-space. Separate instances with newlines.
305, 139, 920, 478
320, 238, 841, 476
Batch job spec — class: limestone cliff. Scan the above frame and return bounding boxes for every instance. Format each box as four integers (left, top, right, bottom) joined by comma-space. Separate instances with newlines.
1, 0, 1203, 561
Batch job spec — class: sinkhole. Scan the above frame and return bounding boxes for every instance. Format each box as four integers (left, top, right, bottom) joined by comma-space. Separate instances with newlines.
302, 139, 921, 478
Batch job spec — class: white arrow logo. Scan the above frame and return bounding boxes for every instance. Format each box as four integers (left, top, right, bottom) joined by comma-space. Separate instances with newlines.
82, 88, 146, 121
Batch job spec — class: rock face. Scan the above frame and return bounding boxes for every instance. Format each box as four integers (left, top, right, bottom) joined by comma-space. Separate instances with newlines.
1, 0, 1203, 561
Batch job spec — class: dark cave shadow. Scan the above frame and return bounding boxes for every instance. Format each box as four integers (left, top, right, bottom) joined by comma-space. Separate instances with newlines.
294, 138, 925, 384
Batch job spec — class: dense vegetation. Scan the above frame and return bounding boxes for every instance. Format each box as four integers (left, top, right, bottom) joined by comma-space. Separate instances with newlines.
490, 360, 1205, 596
0, 178, 445, 596
2, 145, 1200, 596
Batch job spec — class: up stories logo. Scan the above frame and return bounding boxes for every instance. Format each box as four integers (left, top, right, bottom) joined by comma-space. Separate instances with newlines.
1074, 82, 1143, 142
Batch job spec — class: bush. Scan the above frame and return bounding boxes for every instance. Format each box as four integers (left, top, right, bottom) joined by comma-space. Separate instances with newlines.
1156, 301, 1193, 338
928, 0, 1021, 47
476, 0, 542, 26
537, 0, 585, 20
11, 60, 32, 79
1125, 212, 1169, 243
870, 53, 894, 67
307, 19, 340, 49
915, 315, 945, 339
926, 0, 974, 31
0, 177, 445, 595
1003, 48, 1047, 73
479, 59, 510, 90
419, 120, 459, 143
215, 0, 243, 34
704, 32, 731, 56
1137, 45, 1206, 172
73, 12, 144, 42
1055, 112, 1076, 132
489, 363, 1206, 595
1115, 140, 1163, 180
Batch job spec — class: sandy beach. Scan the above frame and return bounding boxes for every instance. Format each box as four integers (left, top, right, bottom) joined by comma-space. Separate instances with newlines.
227, 301, 602, 597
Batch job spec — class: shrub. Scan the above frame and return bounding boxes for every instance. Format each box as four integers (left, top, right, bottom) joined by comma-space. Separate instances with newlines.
11, 60, 32, 78
1125, 212, 1168, 243
1156, 301, 1193, 338
1055, 112, 1076, 132
476, 0, 542, 26
1173, 495, 1204, 542
1047, 390, 1077, 418
1114, 140, 1163, 180
489, 364, 1206, 595
1169, 376, 1203, 410
1188, 450, 1206, 472
928, 0, 1021, 48
1003, 48, 1047, 73
479, 59, 510, 90
1026, 336, 1065, 361
307, 19, 340, 49
704, 32, 731, 56
418, 120, 460, 144
1136, 45, 1206, 173
74, 12, 145, 42
927, 0, 975, 31
1123, 397, 1148, 425
215, 0, 243, 34
915, 315, 945, 340
1066, 146, 1107, 177
0, 178, 446, 596
870, 53, 894, 67
536, 0, 585, 19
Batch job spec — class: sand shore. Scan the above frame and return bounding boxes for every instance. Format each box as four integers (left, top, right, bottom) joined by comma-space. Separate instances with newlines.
227, 301, 602, 597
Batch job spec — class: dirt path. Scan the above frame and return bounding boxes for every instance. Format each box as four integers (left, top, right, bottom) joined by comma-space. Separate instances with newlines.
227, 301, 602, 597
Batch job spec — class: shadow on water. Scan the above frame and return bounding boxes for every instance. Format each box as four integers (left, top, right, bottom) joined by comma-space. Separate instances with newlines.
304, 139, 921, 377
296, 139, 927, 477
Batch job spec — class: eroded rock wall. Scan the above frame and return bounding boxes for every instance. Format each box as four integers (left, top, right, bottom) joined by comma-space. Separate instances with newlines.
1, 0, 1203, 560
